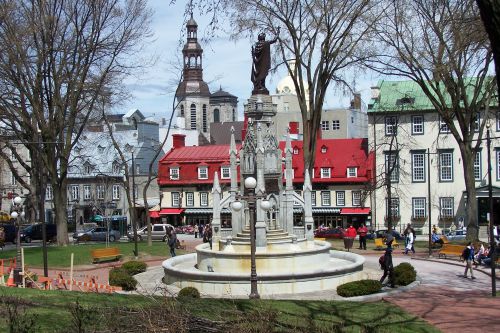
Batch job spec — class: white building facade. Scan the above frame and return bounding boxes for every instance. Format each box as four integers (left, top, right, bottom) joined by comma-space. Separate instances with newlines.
368, 79, 500, 236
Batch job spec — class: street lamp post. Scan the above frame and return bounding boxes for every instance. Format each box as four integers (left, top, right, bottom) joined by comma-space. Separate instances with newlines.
131, 151, 138, 258
486, 125, 497, 297
231, 176, 270, 299
10, 196, 24, 285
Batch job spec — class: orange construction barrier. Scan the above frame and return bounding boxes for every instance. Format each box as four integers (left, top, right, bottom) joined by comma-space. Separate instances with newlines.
6, 269, 15, 287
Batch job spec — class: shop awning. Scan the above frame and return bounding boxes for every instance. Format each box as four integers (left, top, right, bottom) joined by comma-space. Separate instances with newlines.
341, 207, 371, 215
149, 211, 160, 218
159, 208, 185, 215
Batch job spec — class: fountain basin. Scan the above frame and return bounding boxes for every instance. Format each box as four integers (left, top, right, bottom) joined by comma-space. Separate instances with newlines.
162, 240, 365, 297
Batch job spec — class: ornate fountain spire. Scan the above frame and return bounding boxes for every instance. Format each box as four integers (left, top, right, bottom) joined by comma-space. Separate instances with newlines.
303, 169, 314, 241
212, 172, 222, 250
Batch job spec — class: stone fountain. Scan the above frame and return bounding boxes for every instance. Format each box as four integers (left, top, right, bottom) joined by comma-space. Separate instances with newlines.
162, 31, 364, 297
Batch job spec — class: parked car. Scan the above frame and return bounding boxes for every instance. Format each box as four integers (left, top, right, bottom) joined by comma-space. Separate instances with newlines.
0, 224, 17, 243
127, 223, 172, 242
73, 227, 120, 242
314, 227, 345, 239
366, 229, 404, 240
444, 229, 466, 241
20, 223, 57, 243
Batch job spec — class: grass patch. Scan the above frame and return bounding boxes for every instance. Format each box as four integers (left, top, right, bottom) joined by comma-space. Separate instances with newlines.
0, 287, 439, 332
0, 241, 187, 268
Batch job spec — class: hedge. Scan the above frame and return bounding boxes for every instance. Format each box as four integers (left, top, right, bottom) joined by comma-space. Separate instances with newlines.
121, 261, 147, 276
337, 279, 382, 297
394, 262, 417, 286
178, 286, 200, 299
109, 267, 138, 291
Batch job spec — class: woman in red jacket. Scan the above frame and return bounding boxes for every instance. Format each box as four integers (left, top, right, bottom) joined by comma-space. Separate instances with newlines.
344, 225, 357, 251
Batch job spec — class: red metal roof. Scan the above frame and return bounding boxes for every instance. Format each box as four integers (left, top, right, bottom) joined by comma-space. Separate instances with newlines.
158, 138, 371, 185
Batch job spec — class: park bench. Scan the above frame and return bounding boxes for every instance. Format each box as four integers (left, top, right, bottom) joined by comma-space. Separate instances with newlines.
374, 238, 400, 250
438, 244, 465, 259
91, 247, 121, 263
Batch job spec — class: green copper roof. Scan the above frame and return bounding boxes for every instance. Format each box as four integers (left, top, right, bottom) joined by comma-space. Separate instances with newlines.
368, 78, 497, 113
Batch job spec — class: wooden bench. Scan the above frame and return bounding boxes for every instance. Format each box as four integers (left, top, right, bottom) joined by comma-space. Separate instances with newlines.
91, 247, 121, 263
438, 244, 465, 259
374, 238, 400, 250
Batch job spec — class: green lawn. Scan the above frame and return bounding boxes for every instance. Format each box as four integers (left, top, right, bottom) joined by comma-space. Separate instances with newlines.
0, 287, 439, 333
0, 241, 184, 268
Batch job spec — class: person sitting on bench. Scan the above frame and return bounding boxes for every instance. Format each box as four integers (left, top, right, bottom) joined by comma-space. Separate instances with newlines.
431, 230, 443, 246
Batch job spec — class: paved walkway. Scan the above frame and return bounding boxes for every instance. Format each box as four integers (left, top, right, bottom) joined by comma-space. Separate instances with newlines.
25, 236, 500, 332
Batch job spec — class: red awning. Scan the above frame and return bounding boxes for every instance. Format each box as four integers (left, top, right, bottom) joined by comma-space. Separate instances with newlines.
149, 211, 160, 218
159, 208, 185, 215
340, 207, 371, 215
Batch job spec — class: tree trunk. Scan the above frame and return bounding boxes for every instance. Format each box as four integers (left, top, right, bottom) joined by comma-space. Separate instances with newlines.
460, 144, 479, 241
53, 181, 69, 246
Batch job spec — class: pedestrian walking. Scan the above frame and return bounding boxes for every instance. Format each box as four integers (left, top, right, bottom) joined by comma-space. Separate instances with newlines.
357, 223, 368, 250
167, 226, 177, 257
343, 224, 356, 252
204, 223, 213, 249
461, 242, 475, 279
0, 227, 5, 250
380, 234, 395, 288
194, 223, 198, 238
198, 223, 204, 239
403, 224, 415, 255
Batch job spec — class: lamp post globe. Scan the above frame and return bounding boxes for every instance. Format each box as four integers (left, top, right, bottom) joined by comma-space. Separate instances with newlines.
231, 201, 243, 212
244, 177, 257, 189
260, 199, 271, 211
10, 211, 18, 219
13, 196, 22, 205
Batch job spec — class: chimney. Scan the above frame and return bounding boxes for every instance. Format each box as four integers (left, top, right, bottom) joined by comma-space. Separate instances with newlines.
351, 93, 361, 110
289, 122, 299, 135
172, 134, 186, 149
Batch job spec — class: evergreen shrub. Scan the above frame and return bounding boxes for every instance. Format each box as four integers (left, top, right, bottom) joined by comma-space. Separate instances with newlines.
393, 262, 417, 286
109, 267, 138, 291
121, 261, 147, 275
336, 279, 382, 297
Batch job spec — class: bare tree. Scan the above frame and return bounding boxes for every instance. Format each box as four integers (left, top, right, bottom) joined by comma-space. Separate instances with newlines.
0, 0, 152, 245
179, 0, 380, 174
367, 0, 497, 240
477, 0, 500, 99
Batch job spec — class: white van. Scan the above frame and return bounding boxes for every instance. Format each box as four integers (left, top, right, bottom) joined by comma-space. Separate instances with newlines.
127, 224, 172, 241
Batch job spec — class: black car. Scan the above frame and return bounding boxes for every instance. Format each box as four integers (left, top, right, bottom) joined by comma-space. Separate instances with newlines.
20, 224, 57, 243
0, 224, 17, 243
366, 229, 404, 240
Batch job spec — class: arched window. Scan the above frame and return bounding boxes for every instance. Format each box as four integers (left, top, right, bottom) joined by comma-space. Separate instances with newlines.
213, 108, 220, 123
180, 104, 184, 117
190, 104, 197, 129
202, 104, 208, 133
232, 108, 236, 121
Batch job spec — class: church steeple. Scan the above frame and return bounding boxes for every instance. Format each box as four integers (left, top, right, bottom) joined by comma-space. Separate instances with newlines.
175, 14, 210, 100
183, 14, 203, 81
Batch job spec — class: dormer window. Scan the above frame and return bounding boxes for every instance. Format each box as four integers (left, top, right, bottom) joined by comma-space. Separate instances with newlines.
84, 162, 93, 174
347, 167, 357, 178
198, 166, 208, 179
170, 167, 179, 180
293, 147, 299, 155
321, 167, 331, 178
112, 161, 121, 174
321, 146, 327, 154
98, 145, 105, 153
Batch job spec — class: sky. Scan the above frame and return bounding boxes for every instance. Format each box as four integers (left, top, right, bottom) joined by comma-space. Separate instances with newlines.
120, 0, 379, 120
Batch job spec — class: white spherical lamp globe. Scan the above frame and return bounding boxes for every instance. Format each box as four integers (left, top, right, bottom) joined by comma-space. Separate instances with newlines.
10, 211, 18, 219
231, 201, 243, 212
20, 211, 25, 218
260, 200, 271, 211
13, 196, 22, 205
244, 177, 257, 189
